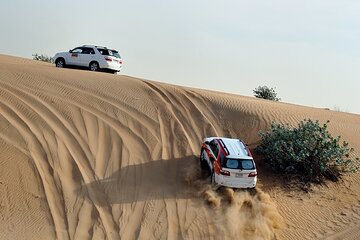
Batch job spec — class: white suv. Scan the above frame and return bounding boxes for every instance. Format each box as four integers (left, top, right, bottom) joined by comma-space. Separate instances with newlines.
200, 137, 257, 189
54, 45, 122, 73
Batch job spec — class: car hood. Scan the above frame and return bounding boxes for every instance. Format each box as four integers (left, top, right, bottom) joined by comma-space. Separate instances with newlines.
54, 52, 69, 57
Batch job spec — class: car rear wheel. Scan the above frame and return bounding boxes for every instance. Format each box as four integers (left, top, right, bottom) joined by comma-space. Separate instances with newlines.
89, 62, 99, 71
55, 58, 65, 68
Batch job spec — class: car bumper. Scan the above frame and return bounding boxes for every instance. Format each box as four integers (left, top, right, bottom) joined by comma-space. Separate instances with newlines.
100, 61, 122, 71
216, 176, 257, 189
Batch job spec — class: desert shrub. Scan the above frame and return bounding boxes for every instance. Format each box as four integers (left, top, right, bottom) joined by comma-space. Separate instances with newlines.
256, 119, 359, 184
253, 86, 280, 101
32, 53, 54, 63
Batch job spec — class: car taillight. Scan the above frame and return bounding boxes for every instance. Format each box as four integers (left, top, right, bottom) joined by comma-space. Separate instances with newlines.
220, 170, 230, 176
248, 172, 257, 177
105, 57, 112, 61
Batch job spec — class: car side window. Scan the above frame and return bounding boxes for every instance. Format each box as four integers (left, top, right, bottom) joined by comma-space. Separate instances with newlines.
211, 141, 219, 158
82, 48, 90, 54
98, 48, 110, 55
209, 140, 216, 153
71, 48, 83, 54
82, 48, 95, 54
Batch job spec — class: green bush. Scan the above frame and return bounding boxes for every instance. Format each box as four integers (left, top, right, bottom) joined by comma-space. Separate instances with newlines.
253, 86, 280, 101
32, 53, 54, 63
256, 119, 359, 184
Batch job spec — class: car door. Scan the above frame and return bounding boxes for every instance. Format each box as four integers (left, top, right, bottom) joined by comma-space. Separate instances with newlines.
81, 47, 96, 67
67, 47, 84, 66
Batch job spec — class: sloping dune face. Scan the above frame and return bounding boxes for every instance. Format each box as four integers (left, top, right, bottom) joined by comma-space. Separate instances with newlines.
0, 55, 359, 240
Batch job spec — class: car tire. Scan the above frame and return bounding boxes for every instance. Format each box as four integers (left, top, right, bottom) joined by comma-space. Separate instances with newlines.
200, 149, 207, 169
248, 187, 257, 196
89, 61, 99, 71
55, 58, 66, 68
200, 149, 211, 177
211, 172, 215, 184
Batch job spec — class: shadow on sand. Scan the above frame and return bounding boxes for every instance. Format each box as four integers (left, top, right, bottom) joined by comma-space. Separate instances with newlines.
81, 155, 201, 205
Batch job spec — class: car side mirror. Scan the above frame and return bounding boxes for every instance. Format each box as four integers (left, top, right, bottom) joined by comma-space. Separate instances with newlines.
69, 49, 72, 53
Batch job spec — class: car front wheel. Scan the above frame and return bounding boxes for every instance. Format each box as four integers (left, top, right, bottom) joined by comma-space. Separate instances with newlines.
55, 58, 65, 68
200, 149, 211, 177
200, 149, 207, 168
89, 62, 99, 71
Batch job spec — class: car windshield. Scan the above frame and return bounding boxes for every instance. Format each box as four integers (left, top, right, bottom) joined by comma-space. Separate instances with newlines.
223, 158, 255, 170
97, 48, 121, 58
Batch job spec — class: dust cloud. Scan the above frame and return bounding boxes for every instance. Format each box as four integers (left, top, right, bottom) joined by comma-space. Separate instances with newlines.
185, 162, 284, 240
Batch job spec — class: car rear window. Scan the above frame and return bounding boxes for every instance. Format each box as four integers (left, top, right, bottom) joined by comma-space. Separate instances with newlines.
224, 158, 255, 170
97, 48, 121, 58
111, 50, 121, 58
226, 159, 239, 169
241, 160, 254, 170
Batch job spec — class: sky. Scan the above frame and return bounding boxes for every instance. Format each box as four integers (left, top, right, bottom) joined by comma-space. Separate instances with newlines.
1, 0, 359, 114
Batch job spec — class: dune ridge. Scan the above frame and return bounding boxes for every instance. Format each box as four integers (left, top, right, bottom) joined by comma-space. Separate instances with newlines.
0, 54, 359, 239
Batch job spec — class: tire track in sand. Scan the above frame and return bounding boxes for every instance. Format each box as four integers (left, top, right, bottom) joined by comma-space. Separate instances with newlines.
0, 84, 120, 239
0, 100, 70, 240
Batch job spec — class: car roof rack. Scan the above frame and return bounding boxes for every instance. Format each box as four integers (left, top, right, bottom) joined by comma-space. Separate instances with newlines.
81, 45, 108, 49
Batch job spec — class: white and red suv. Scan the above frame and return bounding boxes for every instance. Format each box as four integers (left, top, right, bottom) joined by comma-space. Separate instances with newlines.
54, 45, 122, 73
200, 137, 257, 189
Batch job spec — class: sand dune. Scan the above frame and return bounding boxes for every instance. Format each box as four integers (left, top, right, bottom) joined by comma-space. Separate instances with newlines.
0, 54, 359, 239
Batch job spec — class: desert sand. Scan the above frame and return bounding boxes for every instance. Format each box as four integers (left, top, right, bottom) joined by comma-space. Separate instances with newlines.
0, 54, 359, 240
